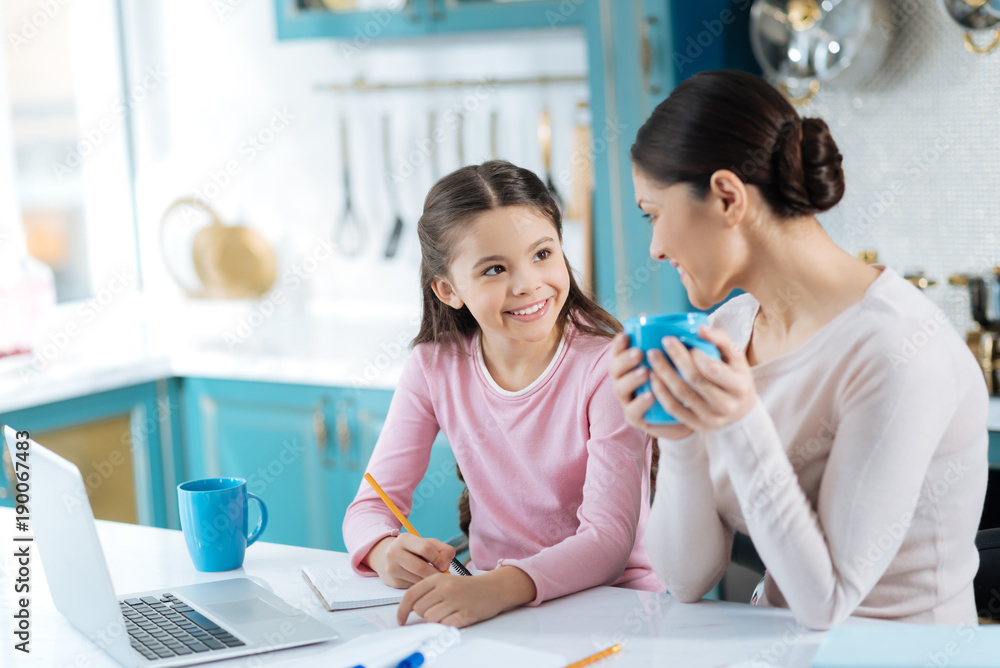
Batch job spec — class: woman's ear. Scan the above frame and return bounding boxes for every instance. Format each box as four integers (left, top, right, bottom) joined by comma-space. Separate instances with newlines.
431, 277, 464, 310
709, 170, 748, 228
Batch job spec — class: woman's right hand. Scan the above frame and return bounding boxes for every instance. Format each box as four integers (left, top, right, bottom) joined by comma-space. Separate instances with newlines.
609, 333, 694, 440
365, 534, 456, 588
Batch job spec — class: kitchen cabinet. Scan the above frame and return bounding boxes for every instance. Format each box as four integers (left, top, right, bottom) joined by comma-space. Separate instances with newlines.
0, 381, 178, 528
179, 378, 463, 552
274, 0, 574, 40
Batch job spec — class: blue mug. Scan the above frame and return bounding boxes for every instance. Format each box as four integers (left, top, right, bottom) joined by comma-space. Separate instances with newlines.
623, 312, 721, 424
177, 478, 268, 572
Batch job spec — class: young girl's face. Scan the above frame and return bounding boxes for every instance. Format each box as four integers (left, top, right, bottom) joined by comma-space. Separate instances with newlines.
433, 205, 570, 349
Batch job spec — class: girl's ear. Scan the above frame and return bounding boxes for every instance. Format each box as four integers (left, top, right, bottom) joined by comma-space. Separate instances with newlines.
431, 277, 464, 310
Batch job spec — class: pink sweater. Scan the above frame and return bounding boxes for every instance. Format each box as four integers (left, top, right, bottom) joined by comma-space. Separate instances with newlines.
647, 268, 989, 628
343, 327, 663, 604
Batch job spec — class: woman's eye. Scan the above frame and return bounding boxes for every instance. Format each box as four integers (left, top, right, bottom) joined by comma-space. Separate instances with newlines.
534, 248, 552, 261
483, 265, 505, 276
641, 212, 653, 223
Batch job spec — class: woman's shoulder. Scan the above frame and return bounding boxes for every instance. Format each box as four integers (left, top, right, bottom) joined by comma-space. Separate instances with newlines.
707, 292, 760, 350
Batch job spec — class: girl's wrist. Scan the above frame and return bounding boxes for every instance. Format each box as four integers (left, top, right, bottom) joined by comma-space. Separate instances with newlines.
364, 536, 394, 573
484, 566, 537, 610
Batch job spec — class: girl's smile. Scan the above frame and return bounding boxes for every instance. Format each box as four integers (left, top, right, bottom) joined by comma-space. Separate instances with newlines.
504, 297, 551, 321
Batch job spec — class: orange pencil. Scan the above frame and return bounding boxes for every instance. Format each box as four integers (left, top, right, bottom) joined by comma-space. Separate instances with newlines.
363, 472, 472, 576
563, 644, 622, 668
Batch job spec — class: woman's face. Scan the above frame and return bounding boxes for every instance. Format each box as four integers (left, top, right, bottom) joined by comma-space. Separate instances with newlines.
633, 165, 740, 310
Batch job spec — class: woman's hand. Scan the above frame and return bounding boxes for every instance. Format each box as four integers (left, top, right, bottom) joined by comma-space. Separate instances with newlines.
395, 566, 536, 628
365, 534, 455, 588
610, 333, 695, 440
609, 326, 757, 436
648, 325, 757, 432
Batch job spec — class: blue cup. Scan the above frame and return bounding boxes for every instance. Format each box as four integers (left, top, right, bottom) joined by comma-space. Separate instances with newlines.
623, 312, 721, 424
177, 478, 267, 572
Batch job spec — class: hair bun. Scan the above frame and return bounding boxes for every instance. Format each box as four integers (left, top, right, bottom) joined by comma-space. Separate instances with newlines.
800, 117, 844, 213
771, 117, 844, 216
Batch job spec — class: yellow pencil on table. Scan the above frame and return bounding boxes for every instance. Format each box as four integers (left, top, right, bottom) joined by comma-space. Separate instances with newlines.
363, 472, 472, 577
562, 644, 622, 668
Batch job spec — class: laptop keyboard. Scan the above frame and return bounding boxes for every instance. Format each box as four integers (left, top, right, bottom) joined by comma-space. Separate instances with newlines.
119, 593, 245, 661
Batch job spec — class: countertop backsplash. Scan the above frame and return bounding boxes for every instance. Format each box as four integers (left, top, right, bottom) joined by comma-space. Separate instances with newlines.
803, 0, 1000, 338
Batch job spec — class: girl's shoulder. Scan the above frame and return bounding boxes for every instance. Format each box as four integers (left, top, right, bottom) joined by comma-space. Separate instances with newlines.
563, 327, 618, 375
410, 336, 476, 367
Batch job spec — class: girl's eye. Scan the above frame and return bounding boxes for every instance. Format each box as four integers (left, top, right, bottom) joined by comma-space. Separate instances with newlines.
534, 248, 552, 261
483, 264, 505, 276
641, 212, 653, 224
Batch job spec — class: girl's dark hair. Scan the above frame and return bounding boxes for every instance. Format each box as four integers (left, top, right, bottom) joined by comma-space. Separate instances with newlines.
631, 70, 845, 218
412, 159, 620, 349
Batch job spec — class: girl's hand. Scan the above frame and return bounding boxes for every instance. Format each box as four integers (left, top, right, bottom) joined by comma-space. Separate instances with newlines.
365, 534, 455, 588
395, 566, 536, 628
609, 333, 694, 440
647, 325, 757, 433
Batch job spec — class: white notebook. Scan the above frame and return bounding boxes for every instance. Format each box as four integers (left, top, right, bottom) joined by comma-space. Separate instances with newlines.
302, 556, 405, 611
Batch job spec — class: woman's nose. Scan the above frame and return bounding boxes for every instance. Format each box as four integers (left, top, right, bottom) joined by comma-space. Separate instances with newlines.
650, 244, 668, 262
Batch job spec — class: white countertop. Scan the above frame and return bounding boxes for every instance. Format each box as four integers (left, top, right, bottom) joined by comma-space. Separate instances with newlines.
0, 297, 420, 413
0, 506, 849, 668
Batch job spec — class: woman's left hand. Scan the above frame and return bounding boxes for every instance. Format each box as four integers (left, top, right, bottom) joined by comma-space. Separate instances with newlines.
648, 325, 758, 432
395, 566, 536, 627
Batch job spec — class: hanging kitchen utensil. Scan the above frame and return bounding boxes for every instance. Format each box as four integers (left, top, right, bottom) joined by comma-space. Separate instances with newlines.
335, 116, 366, 257
537, 106, 564, 210
941, 0, 1000, 54
160, 198, 277, 299
750, 0, 894, 105
429, 110, 441, 182
489, 110, 499, 160
382, 115, 405, 259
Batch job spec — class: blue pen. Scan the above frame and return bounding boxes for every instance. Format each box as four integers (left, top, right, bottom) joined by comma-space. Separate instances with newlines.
395, 651, 425, 668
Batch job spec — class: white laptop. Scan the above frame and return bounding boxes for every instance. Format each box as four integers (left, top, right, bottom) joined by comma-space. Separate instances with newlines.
3, 425, 341, 667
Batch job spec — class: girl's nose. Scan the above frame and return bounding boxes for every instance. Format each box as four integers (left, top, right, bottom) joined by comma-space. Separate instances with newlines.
511, 268, 542, 295
650, 244, 668, 262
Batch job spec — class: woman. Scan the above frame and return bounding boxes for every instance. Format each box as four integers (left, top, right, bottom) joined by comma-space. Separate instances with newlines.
610, 70, 988, 629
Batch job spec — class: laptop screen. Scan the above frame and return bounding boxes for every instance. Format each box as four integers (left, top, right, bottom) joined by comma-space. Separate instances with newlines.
3, 426, 135, 666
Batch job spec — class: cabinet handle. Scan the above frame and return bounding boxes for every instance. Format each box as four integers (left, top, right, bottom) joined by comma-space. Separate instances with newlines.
642, 14, 661, 95
425, 0, 444, 22
0, 449, 13, 499
314, 405, 330, 467
337, 407, 354, 468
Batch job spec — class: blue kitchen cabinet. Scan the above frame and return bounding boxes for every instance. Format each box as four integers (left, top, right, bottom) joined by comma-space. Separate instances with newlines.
274, 0, 431, 41
0, 381, 177, 528
179, 378, 462, 551
427, 0, 584, 33
179, 378, 334, 550
274, 0, 579, 40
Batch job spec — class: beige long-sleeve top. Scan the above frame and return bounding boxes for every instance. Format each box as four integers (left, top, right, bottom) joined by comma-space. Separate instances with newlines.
646, 267, 989, 629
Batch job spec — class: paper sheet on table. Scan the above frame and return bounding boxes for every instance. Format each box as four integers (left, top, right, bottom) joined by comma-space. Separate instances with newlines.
321, 623, 458, 668
435, 638, 566, 668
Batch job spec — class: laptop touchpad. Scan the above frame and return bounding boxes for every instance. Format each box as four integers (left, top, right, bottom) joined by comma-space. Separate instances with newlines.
208, 598, 290, 623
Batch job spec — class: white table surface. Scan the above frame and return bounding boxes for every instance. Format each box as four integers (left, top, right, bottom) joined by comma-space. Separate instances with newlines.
0, 507, 858, 668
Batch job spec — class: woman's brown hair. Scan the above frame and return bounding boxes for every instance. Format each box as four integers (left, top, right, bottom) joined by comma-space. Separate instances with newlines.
631, 70, 845, 218
412, 159, 620, 349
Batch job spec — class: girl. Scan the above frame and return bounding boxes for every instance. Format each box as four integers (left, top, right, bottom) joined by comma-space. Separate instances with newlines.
343, 160, 663, 628
610, 70, 988, 629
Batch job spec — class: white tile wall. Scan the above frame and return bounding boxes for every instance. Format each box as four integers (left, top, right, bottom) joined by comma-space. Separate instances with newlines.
123, 0, 589, 311
799, 0, 1000, 336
